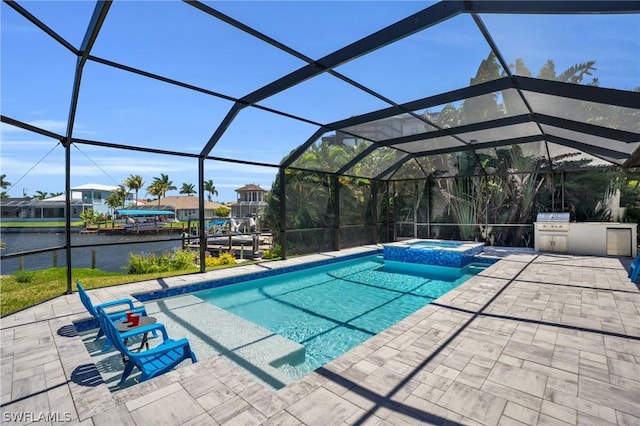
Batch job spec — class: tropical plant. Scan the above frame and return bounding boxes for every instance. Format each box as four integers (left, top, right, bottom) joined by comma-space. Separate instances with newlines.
264, 139, 390, 253
126, 252, 173, 274
439, 177, 481, 240
125, 249, 198, 274
33, 190, 48, 200
262, 52, 632, 249
425, 52, 615, 244
203, 179, 218, 202
124, 174, 144, 209
260, 244, 281, 260
562, 168, 620, 222
79, 209, 99, 226
180, 183, 196, 196
263, 169, 331, 253
620, 168, 640, 247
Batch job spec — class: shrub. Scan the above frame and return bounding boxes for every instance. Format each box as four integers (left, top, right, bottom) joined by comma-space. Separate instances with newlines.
171, 249, 197, 269
13, 270, 36, 283
204, 252, 237, 268
261, 244, 281, 260
126, 252, 172, 274
218, 252, 236, 265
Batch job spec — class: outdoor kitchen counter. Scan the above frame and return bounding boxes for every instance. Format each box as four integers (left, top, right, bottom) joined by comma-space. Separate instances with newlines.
568, 222, 637, 258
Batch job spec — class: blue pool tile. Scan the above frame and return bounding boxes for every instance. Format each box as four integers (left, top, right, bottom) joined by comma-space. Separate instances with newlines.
384, 241, 485, 268
133, 250, 380, 302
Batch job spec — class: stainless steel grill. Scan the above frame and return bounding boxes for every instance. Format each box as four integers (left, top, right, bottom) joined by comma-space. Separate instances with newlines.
535, 212, 571, 253
535, 212, 570, 232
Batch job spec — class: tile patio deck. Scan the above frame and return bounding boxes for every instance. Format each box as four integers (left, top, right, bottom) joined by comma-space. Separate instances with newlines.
1, 246, 639, 425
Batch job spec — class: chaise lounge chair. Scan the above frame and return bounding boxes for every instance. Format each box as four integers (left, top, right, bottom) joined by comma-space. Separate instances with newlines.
97, 306, 197, 385
76, 282, 156, 348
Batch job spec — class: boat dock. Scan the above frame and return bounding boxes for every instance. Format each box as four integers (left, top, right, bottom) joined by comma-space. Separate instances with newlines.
80, 224, 187, 235
184, 233, 273, 259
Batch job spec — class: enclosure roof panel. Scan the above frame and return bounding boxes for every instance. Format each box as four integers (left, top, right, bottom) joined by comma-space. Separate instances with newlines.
2, 0, 638, 187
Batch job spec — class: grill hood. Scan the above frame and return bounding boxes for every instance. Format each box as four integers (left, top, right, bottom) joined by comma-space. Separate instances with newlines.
536, 212, 570, 222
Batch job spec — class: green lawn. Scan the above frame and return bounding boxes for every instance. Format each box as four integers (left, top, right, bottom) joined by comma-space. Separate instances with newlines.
0, 267, 200, 317
0, 258, 256, 317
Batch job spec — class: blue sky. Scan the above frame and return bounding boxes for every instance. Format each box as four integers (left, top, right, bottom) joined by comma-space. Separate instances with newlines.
1, 1, 638, 202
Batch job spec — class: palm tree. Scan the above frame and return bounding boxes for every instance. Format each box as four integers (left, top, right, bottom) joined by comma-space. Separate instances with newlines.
33, 190, 48, 200
0, 174, 11, 191
105, 192, 123, 217
180, 183, 196, 196
124, 174, 144, 209
146, 181, 163, 208
109, 185, 128, 209
0, 174, 12, 198
147, 173, 176, 208
203, 179, 218, 202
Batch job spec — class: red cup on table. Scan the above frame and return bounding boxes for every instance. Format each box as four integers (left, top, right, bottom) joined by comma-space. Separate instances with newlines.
126, 311, 135, 322
130, 314, 140, 326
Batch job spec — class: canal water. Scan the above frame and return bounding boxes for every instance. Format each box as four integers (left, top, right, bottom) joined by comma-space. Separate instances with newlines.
0, 232, 184, 275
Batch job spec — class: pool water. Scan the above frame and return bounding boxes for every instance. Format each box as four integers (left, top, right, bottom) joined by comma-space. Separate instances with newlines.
193, 255, 483, 379
409, 240, 464, 248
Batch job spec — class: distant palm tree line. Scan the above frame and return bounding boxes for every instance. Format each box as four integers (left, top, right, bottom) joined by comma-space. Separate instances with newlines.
114, 174, 220, 209
0, 173, 220, 209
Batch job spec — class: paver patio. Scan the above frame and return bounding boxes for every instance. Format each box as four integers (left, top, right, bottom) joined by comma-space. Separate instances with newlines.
1, 246, 639, 425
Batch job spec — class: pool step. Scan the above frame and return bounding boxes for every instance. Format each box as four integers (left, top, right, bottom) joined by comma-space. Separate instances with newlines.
144, 295, 306, 389
465, 263, 488, 272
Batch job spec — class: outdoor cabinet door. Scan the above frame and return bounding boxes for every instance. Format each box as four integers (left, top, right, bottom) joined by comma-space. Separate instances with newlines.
552, 235, 568, 253
606, 228, 632, 256
539, 234, 553, 252
539, 234, 568, 253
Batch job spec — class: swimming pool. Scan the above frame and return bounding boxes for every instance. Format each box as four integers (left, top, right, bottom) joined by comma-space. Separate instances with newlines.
177, 254, 485, 385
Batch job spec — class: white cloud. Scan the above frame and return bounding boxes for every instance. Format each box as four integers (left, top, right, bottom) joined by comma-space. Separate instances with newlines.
0, 142, 279, 201
0, 139, 62, 151
0, 119, 68, 134
28, 119, 68, 133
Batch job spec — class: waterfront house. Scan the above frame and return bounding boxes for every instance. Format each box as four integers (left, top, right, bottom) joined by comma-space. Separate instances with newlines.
0, 197, 90, 221
149, 196, 226, 222
69, 183, 136, 216
229, 183, 268, 218
0, 183, 134, 220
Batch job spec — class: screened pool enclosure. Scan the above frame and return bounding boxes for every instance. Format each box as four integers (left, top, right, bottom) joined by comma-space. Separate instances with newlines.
2, 1, 639, 293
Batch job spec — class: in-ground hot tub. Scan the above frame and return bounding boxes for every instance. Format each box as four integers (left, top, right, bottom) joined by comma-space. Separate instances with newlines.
383, 239, 485, 268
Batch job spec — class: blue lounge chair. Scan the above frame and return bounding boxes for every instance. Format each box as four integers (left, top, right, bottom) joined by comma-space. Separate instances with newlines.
76, 282, 156, 347
629, 254, 640, 283
97, 306, 197, 385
